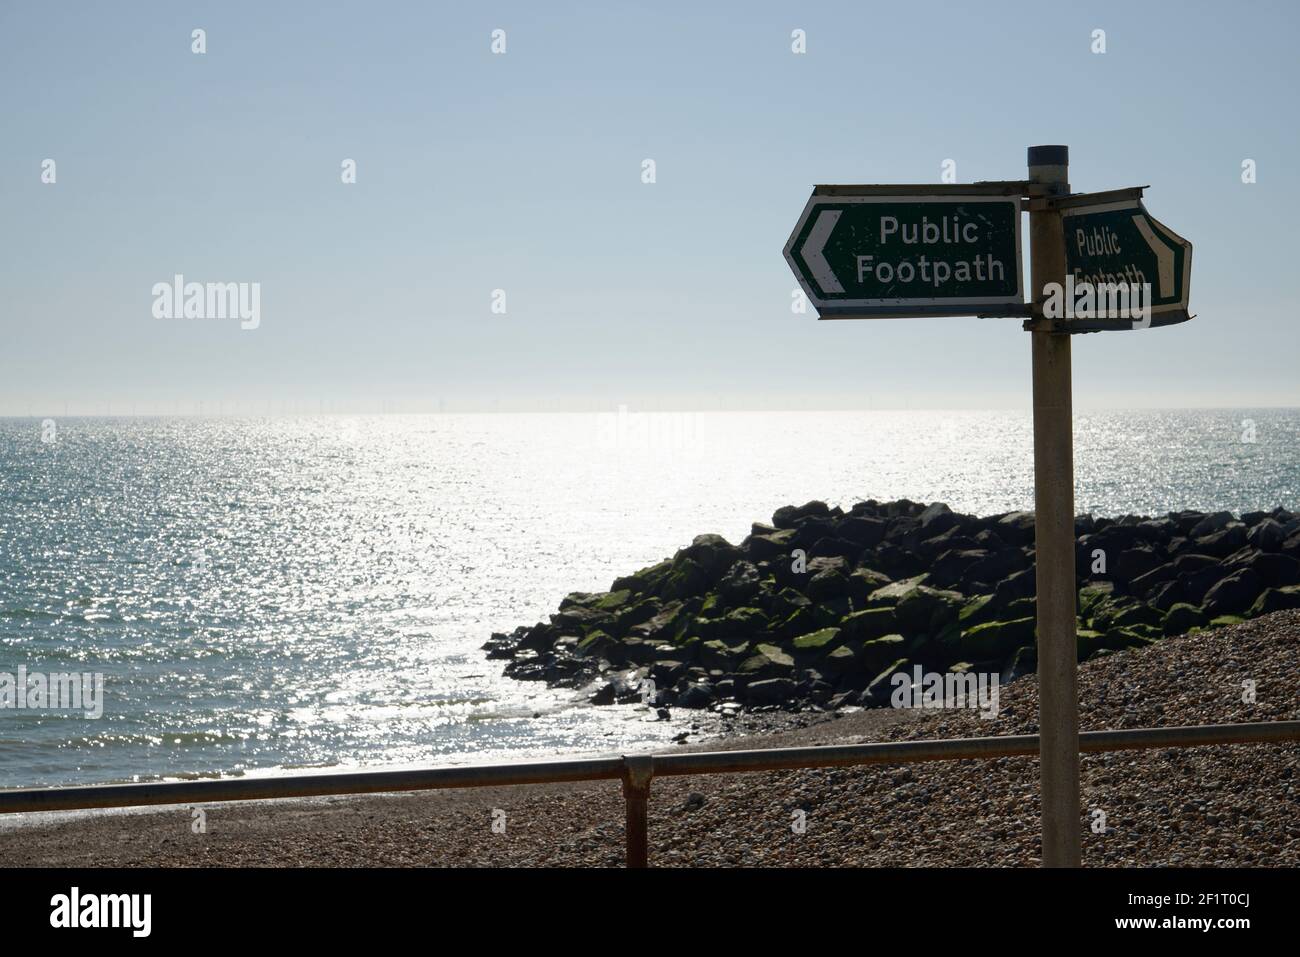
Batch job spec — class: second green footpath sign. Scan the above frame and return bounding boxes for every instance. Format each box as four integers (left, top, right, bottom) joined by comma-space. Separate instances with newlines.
784, 190, 1023, 319
1059, 195, 1193, 330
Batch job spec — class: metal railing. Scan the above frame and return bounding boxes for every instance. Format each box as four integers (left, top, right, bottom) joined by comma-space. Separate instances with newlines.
2, 720, 1296, 867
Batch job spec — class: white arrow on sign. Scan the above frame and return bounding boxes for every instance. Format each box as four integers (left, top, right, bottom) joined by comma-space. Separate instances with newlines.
802, 209, 844, 294
1133, 214, 1175, 298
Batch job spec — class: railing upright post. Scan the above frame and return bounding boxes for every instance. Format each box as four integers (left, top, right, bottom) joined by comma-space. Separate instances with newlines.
621, 754, 654, 868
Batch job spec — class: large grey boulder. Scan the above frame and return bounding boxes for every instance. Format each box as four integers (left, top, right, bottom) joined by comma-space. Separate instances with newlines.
1202, 568, 1264, 617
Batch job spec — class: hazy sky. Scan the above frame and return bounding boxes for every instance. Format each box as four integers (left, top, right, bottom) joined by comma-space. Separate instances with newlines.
2, 0, 1296, 414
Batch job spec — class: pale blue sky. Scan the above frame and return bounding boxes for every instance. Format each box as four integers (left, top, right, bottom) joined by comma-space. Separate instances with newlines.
2, 0, 1296, 413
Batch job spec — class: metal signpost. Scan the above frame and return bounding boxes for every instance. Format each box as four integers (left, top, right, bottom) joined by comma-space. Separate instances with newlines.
784, 145, 1195, 867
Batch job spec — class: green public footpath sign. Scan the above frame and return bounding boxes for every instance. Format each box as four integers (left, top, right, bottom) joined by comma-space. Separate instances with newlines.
784, 193, 1023, 319
1060, 198, 1193, 330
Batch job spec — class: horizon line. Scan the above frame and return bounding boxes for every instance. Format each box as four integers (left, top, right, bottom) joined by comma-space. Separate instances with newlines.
2, 404, 1299, 419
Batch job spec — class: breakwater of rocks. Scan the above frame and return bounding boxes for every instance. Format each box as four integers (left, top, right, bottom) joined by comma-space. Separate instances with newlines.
483, 500, 1300, 713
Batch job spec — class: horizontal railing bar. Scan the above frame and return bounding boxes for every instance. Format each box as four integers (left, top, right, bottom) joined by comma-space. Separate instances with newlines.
0, 721, 1294, 816
1080, 720, 1300, 751
651, 720, 1300, 776
0, 756, 626, 815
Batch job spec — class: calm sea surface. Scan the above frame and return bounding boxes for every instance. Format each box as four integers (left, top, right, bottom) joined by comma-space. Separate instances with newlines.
1, 410, 1297, 788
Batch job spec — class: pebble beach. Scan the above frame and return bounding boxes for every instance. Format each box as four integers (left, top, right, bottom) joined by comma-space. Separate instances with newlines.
3, 610, 1296, 867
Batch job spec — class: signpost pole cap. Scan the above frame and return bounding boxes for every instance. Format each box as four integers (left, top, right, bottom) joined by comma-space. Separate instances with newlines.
1028, 145, 1069, 167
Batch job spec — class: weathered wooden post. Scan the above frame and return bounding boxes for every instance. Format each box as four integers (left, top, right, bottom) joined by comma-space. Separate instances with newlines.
1027, 144, 1082, 867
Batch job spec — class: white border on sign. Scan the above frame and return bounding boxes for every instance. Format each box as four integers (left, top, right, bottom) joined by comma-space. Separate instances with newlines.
783, 195, 1025, 310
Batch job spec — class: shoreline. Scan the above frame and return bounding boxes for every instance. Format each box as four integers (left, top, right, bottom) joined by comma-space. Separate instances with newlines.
4, 611, 1296, 867
0, 685, 830, 815
0, 702, 831, 834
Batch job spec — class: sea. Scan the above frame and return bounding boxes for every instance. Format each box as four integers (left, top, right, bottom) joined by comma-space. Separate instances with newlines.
1, 409, 1296, 789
